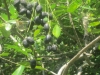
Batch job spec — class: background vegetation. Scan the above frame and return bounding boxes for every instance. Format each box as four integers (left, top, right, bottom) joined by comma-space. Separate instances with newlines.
0, 0, 100, 75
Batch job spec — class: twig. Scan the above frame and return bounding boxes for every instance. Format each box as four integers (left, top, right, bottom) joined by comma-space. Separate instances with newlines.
0, 56, 19, 65
67, 0, 82, 47
0, 16, 6, 22
57, 36, 100, 75
3, 0, 10, 20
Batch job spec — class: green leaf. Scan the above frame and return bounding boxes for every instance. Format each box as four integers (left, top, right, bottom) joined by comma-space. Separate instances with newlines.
5, 23, 12, 31
91, 29, 100, 34
12, 65, 25, 75
34, 29, 41, 37
67, 0, 82, 13
89, 21, 100, 26
35, 66, 45, 70
0, 25, 10, 37
52, 25, 61, 38
0, 52, 10, 56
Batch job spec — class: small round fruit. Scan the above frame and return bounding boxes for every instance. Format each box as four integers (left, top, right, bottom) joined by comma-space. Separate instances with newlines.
51, 44, 57, 51
34, 16, 42, 25
44, 34, 52, 43
44, 23, 49, 32
30, 59, 36, 69
14, 0, 20, 7
36, 5, 42, 13
33, 2, 39, 9
39, 12, 48, 19
27, 3, 33, 10
19, 8, 27, 15
22, 39, 29, 48
26, 10, 32, 18
46, 45, 52, 52
27, 37, 34, 45
20, 0, 27, 7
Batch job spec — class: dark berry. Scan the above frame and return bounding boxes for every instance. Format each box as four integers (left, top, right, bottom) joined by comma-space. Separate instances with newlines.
14, 0, 20, 7
48, 13, 53, 20
26, 10, 32, 18
33, 2, 39, 8
20, 0, 27, 7
19, 8, 27, 15
36, 5, 42, 13
46, 45, 52, 52
44, 23, 49, 32
27, 3, 33, 10
22, 38, 29, 48
44, 34, 52, 43
27, 37, 34, 45
51, 44, 57, 51
34, 16, 42, 25
30, 59, 36, 69
39, 12, 48, 19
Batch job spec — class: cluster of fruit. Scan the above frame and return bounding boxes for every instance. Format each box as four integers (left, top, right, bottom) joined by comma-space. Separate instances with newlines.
22, 36, 34, 48
13, 0, 57, 69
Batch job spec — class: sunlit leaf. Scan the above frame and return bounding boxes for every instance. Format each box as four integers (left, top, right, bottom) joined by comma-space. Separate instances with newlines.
12, 65, 25, 75
34, 29, 41, 37
52, 25, 61, 38
67, 0, 82, 13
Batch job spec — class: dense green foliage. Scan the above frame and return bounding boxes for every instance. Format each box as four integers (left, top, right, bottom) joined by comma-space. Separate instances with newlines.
0, 0, 100, 75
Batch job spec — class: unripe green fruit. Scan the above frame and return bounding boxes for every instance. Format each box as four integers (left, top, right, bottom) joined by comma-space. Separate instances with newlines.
27, 37, 34, 45
22, 39, 29, 48
36, 5, 42, 13
30, 59, 36, 69
19, 8, 27, 15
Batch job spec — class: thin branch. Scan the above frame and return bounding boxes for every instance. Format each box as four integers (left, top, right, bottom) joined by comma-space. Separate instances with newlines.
57, 36, 100, 75
67, 0, 82, 47
0, 16, 6, 22
3, 0, 10, 20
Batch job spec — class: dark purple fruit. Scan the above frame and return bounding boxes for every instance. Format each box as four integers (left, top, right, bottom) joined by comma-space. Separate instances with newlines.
33, 2, 39, 9
51, 44, 57, 51
44, 23, 49, 32
48, 13, 53, 20
27, 37, 34, 45
14, 0, 20, 7
26, 10, 32, 18
39, 12, 48, 19
20, 0, 27, 7
27, 3, 33, 10
44, 34, 52, 43
36, 5, 42, 13
46, 45, 52, 52
30, 59, 36, 69
19, 8, 27, 15
22, 38, 29, 48
34, 16, 42, 25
